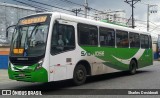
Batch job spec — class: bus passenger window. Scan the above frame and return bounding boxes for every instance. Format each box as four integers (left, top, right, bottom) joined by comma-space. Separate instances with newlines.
149, 36, 152, 48
129, 32, 140, 48
144, 35, 149, 48
51, 23, 75, 55
78, 23, 98, 46
99, 27, 115, 47
116, 30, 129, 48
140, 34, 149, 49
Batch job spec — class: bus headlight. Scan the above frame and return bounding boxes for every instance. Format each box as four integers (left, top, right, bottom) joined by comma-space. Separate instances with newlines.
8, 62, 15, 71
36, 60, 43, 70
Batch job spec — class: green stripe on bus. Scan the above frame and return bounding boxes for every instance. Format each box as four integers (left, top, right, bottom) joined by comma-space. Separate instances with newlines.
81, 46, 152, 70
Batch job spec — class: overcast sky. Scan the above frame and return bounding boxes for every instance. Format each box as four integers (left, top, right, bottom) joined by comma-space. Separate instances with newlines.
0, 0, 160, 36
1, 0, 159, 19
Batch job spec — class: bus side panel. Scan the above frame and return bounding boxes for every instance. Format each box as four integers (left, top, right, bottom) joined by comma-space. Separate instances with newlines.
79, 46, 122, 75
49, 50, 77, 81
80, 46, 153, 75
80, 46, 131, 71
138, 49, 153, 68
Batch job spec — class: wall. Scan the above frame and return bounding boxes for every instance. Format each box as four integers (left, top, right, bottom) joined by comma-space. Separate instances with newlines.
0, 3, 36, 69
0, 2, 36, 45
0, 48, 9, 69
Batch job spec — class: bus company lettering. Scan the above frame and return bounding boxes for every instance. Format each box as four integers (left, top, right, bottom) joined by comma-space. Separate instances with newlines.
81, 51, 104, 56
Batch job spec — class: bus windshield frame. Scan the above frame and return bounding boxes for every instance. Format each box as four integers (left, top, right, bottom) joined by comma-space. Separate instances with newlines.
10, 14, 51, 58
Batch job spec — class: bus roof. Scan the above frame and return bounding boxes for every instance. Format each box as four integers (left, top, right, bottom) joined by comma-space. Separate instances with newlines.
23, 12, 151, 35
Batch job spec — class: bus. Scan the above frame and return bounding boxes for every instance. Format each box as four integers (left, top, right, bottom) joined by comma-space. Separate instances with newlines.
7, 12, 153, 85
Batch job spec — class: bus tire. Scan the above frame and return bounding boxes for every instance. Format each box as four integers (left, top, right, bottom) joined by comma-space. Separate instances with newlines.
73, 64, 87, 86
129, 60, 137, 75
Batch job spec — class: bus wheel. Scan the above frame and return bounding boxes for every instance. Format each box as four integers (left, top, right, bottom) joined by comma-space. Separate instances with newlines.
129, 60, 137, 75
73, 64, 87, 85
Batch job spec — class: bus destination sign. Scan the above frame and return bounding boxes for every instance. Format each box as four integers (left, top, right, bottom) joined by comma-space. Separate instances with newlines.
20, 16, 47, 25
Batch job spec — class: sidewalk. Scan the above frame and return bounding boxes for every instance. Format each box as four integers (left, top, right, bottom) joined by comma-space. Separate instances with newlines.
0, 69, 15, 83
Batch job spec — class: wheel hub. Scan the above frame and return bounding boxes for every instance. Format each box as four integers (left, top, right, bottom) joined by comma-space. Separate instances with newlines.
76, 70, 84, 80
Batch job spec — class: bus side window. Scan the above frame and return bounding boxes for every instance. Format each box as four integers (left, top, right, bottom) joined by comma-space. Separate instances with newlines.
135, 34, 140, 48
144, 35, 149, 49
78, 23, 98, 46
116, 30, 129, 48
99, 27, 115, 47
140, 35, 144, 48
140, 34, 149, 49
129, 32, 140, 48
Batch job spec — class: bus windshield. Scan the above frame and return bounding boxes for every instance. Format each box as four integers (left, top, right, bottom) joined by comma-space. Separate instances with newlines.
10, 14, 51, 57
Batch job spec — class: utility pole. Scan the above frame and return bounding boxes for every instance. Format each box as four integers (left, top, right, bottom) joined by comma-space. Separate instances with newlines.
147, 4, 157, 31
124, 0, 141, 28
84, 0, 88, 18
132, 0, 134, 28
72, 8, 82, 16
147, 4, 150, 32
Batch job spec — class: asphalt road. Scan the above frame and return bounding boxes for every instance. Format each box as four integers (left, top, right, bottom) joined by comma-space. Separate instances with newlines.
0, 61, 160, 98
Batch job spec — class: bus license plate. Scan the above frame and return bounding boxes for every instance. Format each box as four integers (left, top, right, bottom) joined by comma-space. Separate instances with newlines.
19, 74, 25, 77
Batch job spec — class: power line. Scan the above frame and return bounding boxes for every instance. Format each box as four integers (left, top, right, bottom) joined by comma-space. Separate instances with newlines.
149, 25, 160, 32
13, 0, 49, 12
16, 0, 96, 18
59, 0, 84, 7
59, 0, 104, 17
50, 0, 72, 8
149, 21, 158, 26
27, 0, 72, 12
59, 0, 104, 14
26, 0, 111, 19
14, 0, 160, 32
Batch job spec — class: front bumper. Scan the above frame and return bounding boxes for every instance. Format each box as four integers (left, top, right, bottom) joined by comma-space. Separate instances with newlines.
8, 64, 48, 82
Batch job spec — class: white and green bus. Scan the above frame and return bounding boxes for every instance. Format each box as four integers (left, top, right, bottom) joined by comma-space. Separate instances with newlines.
7, 12, 153, 85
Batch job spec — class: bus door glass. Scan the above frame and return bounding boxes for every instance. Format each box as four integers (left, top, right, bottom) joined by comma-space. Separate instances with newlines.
51, 20, 75, 55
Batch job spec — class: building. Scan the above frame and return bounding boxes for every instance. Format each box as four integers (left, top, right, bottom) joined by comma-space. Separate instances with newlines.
0, 2, 36, 69
0, 2, 36, 46
94, 10, 127, 26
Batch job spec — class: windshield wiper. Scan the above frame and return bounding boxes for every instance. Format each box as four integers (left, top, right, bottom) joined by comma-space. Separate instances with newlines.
29, 23, 40, 39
